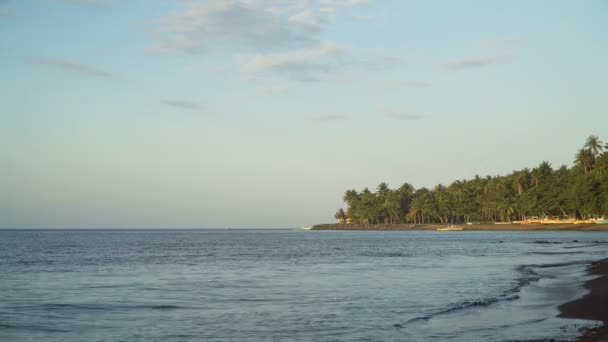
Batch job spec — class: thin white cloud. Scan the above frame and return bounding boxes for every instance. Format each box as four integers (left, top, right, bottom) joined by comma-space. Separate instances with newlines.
28, 58, 111, 77
152, 0, 376, 80
288, 10, 326, 34
341, 0, 369, 7
310, 114, 348, 121
256, 85, 289, 96
386, 80, 431, 88
481, 37, 523, 49
387, 113, 425, 120
152, 1, 311, 54
47, 0, 110, 7
243, 40, 341, 80
161, 99, 205, 111
443, 55, 513, 71
368, 48, 402, 66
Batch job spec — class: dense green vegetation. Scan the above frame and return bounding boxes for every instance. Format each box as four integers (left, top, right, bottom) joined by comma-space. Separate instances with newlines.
335, 136, 608, 224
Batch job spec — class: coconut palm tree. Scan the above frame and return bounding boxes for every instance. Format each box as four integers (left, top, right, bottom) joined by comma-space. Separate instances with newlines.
383, 191, 401, 224
511, 169, 530, 195
332, 134, 608, 225
585, 135, 604, 157
334, 208, 347, 223
575, 148, 594, 174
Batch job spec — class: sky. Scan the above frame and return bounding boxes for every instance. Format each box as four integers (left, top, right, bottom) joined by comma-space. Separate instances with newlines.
1, 0, 607, 229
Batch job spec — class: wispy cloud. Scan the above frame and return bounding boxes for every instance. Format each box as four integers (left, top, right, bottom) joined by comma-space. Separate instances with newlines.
256, 85, 289, 96
385, 80, 431, 89
387, 113, 425, 120
152, 1, 310, 54
481, 37, 523, 49
310, 110, 426, 122
243, 41, 341, 81
361, 48, 402, 68
443, 55, 512, 71
48, 0, 110, 7
406, 81, 431, 87
341, 0, 369, 7
161, 99, 205, 111
319, 7, 336, 14
310, 114, 348, 122
152, 0, 371, 80
28, 58, 111, 77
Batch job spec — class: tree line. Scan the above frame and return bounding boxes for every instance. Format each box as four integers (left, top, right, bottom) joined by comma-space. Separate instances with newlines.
335, 135, 608, 225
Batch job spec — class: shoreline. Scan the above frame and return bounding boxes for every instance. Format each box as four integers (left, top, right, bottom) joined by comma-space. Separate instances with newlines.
313, 223, 608, 340
310, 223, 608, 231
559, 259, 608, 342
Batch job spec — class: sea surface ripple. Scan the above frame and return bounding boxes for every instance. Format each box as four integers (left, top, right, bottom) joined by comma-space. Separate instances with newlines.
1, 229, 607, 342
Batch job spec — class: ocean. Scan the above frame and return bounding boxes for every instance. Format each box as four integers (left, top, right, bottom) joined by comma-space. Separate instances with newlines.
1, 229, 607, 342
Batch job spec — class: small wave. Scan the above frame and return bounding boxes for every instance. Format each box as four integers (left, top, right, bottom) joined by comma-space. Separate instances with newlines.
404, 295, 521, 324
84, 284, 128, 289
238, 298, 285, 303
0, 323, 71, 333
564, 241, 608, 249
521, 260, 589, 269
19, 303, 193, 312
530, 240, 563, 245
359, 252, 411, 258
400, 263, 553, 326
525, 251, 584, 255
143, 305, 186, 310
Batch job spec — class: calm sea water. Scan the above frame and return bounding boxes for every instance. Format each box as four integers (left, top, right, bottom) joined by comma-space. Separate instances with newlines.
1, 229, 607, 342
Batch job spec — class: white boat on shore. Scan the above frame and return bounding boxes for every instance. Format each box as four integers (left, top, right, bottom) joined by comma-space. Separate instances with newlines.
437, 225, 464, 231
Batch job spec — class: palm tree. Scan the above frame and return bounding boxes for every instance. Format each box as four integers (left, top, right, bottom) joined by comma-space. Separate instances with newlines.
343, 190, 359, 205
529, 162, 552, 187
575, 148, 594, 174
377, 182, 390, 196
334, 208, 347, 223
332, 134, 607, 225
376, 182, 390, 223
343, 190, 361, 223
537, 161, 553, 180
512, 169, 530, 195
585, 135, 604, 157
593, 153, 608, 177
383, 191, 401, 224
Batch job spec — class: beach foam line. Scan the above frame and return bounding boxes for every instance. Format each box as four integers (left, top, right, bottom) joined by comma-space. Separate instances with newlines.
557, 258, 608, 341
398, 260, 591, 328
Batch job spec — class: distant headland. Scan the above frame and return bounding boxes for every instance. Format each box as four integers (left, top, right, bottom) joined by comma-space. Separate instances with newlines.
310, 223, 608, 231
323, 135, 608, 230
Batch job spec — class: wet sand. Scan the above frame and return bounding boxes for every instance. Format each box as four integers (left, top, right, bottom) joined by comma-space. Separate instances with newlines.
559, 259, 608, 342
311, 223, 608, 231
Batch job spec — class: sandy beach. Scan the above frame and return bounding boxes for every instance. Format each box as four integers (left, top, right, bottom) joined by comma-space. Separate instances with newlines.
311, 223, 608, 231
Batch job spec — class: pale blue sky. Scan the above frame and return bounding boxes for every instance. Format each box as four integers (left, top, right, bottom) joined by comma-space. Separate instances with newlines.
1, 0, 607, 228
